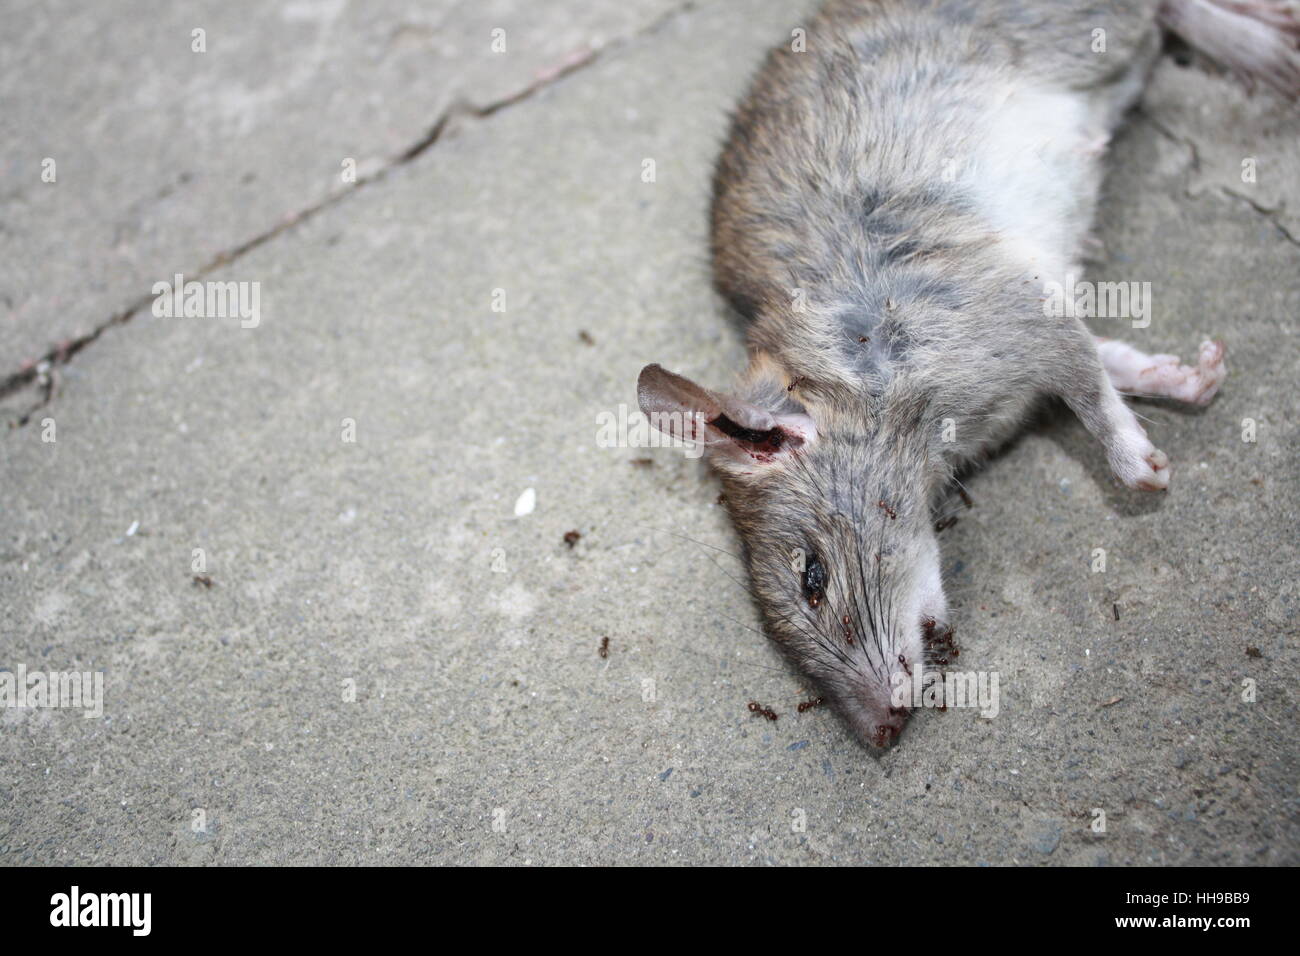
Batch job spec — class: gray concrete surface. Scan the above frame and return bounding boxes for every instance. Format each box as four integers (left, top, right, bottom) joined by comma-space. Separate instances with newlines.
1, 0, 1296, 866
0, 0, 680, 364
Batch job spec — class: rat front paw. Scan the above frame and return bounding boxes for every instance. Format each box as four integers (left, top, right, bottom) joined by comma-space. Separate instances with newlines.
1131, 447, 1170, 492
1110, 425, 1170, 492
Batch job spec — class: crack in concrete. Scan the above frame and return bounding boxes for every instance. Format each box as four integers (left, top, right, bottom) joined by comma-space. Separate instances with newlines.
1142, 108, 1300, 250
1141, 109, 1203, 171
2, 0, 700, 429
1223, 188, 1300, 246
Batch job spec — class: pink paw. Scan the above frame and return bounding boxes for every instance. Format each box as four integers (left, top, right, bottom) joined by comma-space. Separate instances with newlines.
1137, 339, 1226, 406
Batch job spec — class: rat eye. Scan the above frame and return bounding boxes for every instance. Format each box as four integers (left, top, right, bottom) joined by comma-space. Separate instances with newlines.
802, 552, 827, 608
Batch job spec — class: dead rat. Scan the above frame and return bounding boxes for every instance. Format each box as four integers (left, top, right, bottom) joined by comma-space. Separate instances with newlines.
637, 0, 1295, 749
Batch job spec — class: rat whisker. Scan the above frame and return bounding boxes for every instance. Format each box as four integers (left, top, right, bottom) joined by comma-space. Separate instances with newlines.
636, 524, 742, 562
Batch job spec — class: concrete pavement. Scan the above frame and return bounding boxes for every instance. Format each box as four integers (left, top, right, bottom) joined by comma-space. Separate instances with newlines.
1, 0, 1296, 865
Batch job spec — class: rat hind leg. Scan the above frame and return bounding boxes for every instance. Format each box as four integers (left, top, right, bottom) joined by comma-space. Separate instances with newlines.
1159, 0, 1300, 97
1095, 337, 1227, 405
1049, 332, 1172, 490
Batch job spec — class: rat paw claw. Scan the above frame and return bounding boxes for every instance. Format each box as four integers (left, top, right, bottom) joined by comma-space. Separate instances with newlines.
1134, 448, 1170, 491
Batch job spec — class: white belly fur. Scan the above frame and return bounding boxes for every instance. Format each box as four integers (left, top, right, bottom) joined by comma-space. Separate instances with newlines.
959, 82, 1101, 282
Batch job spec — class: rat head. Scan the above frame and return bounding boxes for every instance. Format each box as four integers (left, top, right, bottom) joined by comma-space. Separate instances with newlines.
638, 359, 948, 748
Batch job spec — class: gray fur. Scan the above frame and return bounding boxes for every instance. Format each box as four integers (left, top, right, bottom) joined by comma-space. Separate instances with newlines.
638, 0, 1289, 747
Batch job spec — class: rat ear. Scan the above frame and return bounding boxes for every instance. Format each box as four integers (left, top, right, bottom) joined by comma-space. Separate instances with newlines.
637, 363, 815, 470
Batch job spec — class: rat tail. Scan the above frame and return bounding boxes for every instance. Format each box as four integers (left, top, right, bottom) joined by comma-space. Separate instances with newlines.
1159, 0, 1300, 96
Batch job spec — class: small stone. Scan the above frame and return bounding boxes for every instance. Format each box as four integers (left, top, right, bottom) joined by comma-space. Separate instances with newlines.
513, 487, 536, 516
1028, 822, 1062, 855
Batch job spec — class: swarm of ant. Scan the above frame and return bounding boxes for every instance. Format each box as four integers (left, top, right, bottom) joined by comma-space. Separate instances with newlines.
922, 616, 959, 664
921, 615, 960, 712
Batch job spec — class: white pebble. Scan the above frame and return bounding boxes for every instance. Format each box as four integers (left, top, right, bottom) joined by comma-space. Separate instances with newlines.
514, 487, 536, 516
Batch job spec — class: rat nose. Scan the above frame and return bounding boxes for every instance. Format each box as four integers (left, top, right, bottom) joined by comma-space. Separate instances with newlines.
867, 706, 910, 748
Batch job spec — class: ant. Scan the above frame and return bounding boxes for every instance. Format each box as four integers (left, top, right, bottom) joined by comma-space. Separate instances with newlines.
598, 637, 610, 659
747, 701, 779, 722
797, 697, 825, 713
